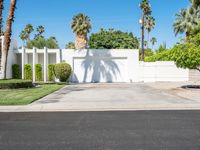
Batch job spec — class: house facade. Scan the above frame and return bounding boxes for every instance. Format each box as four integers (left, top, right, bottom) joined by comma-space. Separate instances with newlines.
0, 37, 189, 83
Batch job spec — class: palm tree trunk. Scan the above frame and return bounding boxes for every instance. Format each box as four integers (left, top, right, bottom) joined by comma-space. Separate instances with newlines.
2, 0, 17, 79
141, 15, 145, 61
147, 31, 150, 49
75, 34, 87, 49
0, 0, 3, 73
186, 32, 190, 40
0, 0, 3, 35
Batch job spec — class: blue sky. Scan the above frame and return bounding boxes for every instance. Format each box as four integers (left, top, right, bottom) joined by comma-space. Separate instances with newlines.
3, 0, 190, 49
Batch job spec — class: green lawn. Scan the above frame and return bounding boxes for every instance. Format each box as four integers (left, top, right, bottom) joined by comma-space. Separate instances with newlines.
0, 84, 65, 105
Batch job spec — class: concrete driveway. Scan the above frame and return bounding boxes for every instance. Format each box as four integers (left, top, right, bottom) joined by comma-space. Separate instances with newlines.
1, 83, 200, 112
30, 83, 200, 111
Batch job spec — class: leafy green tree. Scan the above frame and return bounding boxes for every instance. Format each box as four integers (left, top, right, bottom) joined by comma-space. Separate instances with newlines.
144, 50, 173, 62
156, 42, 167, 54
172, 43, 200, 72
88, 29, 138, 49
71, 13, 91, 49
65, 42, 75, 49
46, 37, 59, 49
27, 36, 59, 49
139, 48, 154, 60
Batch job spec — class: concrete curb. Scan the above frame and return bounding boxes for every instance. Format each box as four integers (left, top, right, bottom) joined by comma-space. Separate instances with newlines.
1, 105, 200, 112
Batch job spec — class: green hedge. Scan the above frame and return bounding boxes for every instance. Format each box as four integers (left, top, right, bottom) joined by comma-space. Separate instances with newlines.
24, 64, 32, 80
144, 50, 174, 62
54, 63, 72, 82
35, 64, 42, 81
0, 80, 33, 89
12, 64, 21, 79
48, 64, 55, 81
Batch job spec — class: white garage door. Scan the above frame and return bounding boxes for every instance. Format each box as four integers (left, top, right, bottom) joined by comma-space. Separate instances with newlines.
73, 57, 128, 83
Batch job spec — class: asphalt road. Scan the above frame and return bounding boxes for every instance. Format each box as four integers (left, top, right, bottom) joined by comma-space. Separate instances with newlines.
0, 111, 200, 150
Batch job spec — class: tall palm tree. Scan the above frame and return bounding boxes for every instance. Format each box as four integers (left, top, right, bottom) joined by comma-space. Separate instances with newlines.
144, 40, 148, 49
140, 0, 151, 60
0, 0, 3, 36
1, 0, 17, 79
190, 0, 200, 9
24, 24, 34, 40
173, 7, 199, 38
150, 37, 157, 50
145, 15, 155, 48
35, 25, 45, 39
0, 0, 3, 74
19, 30, 28, 46
71, 13, 91, 49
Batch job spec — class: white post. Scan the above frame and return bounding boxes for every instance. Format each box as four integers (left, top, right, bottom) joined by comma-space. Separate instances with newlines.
0, 36, 4, 77
32, 47, 36, 82
44, 47, 48, 82
56, 49, 62, 63
21, 47, 25, 79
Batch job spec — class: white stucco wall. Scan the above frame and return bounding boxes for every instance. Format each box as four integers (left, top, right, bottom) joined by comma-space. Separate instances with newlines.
0, 38, 18, 79
139, 61, 189, 82
62, 49, 139, 83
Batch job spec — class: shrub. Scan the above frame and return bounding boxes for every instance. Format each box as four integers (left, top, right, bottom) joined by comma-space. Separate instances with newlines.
144, 50, 173, 62
35, 64, 42, 81
12, 64, 21, 79
54, 63, 72, 82
48, 64, 55, 81
0, 80, 33, 89
24, 64, 32, 80
171, 43, 200, 71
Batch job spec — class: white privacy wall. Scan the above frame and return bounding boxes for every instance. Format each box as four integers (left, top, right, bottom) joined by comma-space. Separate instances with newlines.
139, 61, 189, 82
0, 38, 18, 79
62, 49, 139, 83
62, 49, 189, 83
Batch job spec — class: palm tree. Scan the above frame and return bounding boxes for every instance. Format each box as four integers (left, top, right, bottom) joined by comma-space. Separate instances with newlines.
71, 13, 91, 49
19, 30, 28, 46
1, 0, 17, 79
150, 37, 157, 50
0, 0, 3, 36
173, 7, 199, 38
190, 0, 200, 9
144, 40, 148, 49
0, 0, 3, 72
140, 0, 151, 60
24, 24, 34, 40
145, 15, 155, 48
35, 25, 45, 39
66, 42, 75, 49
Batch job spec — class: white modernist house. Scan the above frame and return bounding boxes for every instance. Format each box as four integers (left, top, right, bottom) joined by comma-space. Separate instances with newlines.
0, 38, 189, 83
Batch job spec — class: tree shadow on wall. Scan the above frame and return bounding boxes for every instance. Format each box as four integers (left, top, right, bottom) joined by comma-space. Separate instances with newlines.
81, 50, 120, 83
